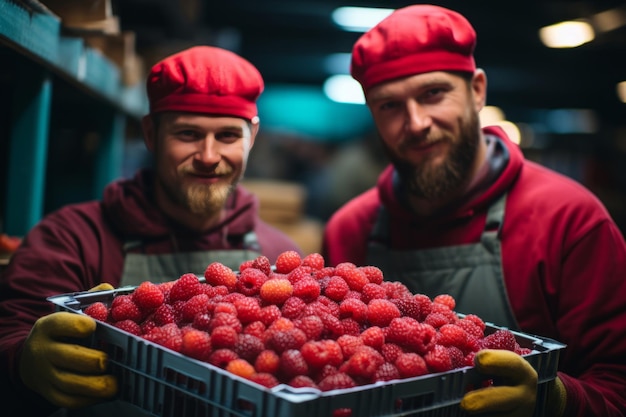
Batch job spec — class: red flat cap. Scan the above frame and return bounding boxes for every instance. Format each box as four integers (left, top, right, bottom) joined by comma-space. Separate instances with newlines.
147, 46, 264, 120
351, 5, 476, 92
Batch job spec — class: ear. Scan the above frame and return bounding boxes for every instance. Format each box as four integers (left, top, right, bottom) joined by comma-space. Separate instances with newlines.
141, 115, 156, 153
248, 116, 260, 149
470, 69, 488, 112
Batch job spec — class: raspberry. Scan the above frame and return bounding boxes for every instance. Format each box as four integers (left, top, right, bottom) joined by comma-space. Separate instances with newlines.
234, 333, 264, 362
113, 319, 141, 335
275, 250, 302, 274
324, 276, 350, 301
301, 340, 344, 368
141, 319, 156, 335
279, 349, 309, 381
239, 259, 254, 273
292, 277, 321, 302
213, 301, 238, 316
430, 302, 458, 321
341, 318, 361, 336
132, 281, 165, 311
462, 314, 486, 332
281, 296, 307, 320
170, 273, 202, 302
395, 352, 428, 378
181, 328, 212, 361
286, 266, 313, 284
319, 313, 344, 339
457, 318, 485, 339
391, 298, 421, 320
192, 313, 212, 332
436, 324, 468, 350
248, 372, 280, 388
265, 328, 307, 353
433, 294, 456, 310
387, 317, 436, 354
424, 312, 452, 329
360, 326, 384, 350
336, 266, 368, 291
288, 375, 319, 389
359, 266, 384, 284
381, 343, 404, 363
413, 294, 433, 320
259, 278, 293, 305
294, 315, 324, 341
209, 312, 242, 333
336, 335, 364, 358
302, 253, 325, 270
481, 329, 518, 351
260, 305, 281, 326
317, 372, 356, 392
366, 299, 401, 327
424, 344, 453, 373
84, 302, 109, 322
243, 320, 266, 338
343, 346, 385, 381
236, 268, 267, 296
210, 325, 239, 349
233, 297, 262, 324
254, 349, 280, 374
374, 362, 400, 382
179, 293, 210, 323
153, 304, 177, 326
208, 348, 239, 368
313, 266, 336, 280
226, 358, 255, 379
360, 283, 387, 304
251, 255, 272, 276
204, 263, 237, 290
110, 295, 142, 322
144, 323, 183, 352
339, 298, 368, 323
447, 346, 465, 368
382, 281, 412, 300
267, 316, 295, 331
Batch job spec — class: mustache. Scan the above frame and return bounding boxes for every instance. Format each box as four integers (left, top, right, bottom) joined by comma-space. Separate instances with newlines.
180, 166, 234, 176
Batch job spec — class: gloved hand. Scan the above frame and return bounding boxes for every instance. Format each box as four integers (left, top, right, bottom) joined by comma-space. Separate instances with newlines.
88, 283, 115, 292
460, 349, 538, 417
19, 311, 118, 409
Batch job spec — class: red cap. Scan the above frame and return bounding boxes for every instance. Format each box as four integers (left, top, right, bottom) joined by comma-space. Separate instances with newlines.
147, 46, 264, 120
351, 5, 476, 92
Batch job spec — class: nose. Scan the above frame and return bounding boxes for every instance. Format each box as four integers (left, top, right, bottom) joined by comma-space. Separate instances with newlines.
195, 135, 221, 166
405, 100, 431, 135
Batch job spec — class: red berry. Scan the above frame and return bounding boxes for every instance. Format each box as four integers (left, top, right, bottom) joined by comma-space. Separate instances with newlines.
366, 299, 401, 327
359, 266, 384, 284
317, 372, 356, 391
275, 250, 302, 274
170, 273, 202, 302
301, 339, 344, 368
236, 268, 267, 296
433, 294, 456, 311
302, 253, 325, 270
113, 319, 141, 335
260, 279, 293, 305
251, 255, 272, 276
395, 352, 428, 378
424, 344, 453, 373
279, 349, 309, 381
324, 276, 350, 301
248, 372, 280, 388
292, 277, 321, 302
110, 295, 142, 322
181, 328, 212, 361
254, 349, 280, 374
132, 281, 165, 311
204, 263, 237, 290
84, 302, 109, 322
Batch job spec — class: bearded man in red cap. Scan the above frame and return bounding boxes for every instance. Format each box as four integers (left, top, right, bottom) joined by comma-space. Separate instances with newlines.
323, 4, 626, 417
0, 46, 301, 416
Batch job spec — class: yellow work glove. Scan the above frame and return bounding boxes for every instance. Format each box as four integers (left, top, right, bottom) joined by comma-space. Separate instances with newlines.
19, 307, 118, 409
88, 283, 115, 292
460, 349, 538, 417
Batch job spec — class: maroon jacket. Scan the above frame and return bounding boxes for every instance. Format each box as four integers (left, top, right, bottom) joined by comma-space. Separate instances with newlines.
323, 127, 626, 416
0, 169, 300, 415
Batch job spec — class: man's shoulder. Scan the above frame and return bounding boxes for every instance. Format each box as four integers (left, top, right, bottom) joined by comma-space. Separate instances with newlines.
327, 187, 380, 229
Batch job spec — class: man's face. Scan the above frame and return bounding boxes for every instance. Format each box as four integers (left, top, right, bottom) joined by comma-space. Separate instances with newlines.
146, 112, 256, 217
366, 71, 485, 200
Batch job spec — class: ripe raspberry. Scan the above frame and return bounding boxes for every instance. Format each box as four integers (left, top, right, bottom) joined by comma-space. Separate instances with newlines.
281, 296, 307, 320
208, 348, 239, 368
341, 318, 361, 336
153, 304, 177, 326
132, 281, 165, 311
391, 298, 421, 320
248, 372, 280, 388
360, 326, 385, 350
457, 318, 484, 339
204, 263, 237, 290
395, 352, 428, 378
292, 277, 321, 302
343, 346, 385, 381
336, 266, 368, 291
84, 302, 109, 322
251, 255, 272, 276
339, 298, 368, 323
424, 312, 452, 329
294, 315, 325, 341
243, 320, 266, 338
210, 325, 239, 349
192, 313, 212, 332
213, 301, 238, 316
319, 312, 344, 339
312, 266, 336, 280
374, 362, 400, 382
144, 323, 183, 352
430, 302, 458, 321
462, 314, 486, 332
424, 344, 453, 373
141, 319, 156, 335
267, 316, 295, 332
324, 276, 350, 301
226, 358, 255, 379
288, 375, 319, 389
286, 266, 313, 284
301, 340, 344, 368
381, 343, 404, 363
260, 279, 293, 305
413, 294, 433, 321
239, 259, 254, 273
447, 346, 465, 369
113, 319, 141, 335
179, 293, 210, 323
386, 317, 436, 355
275, 250, 302, 274
260, 305, 281, 326
336, 335, 364, 358
360, 283, 387, 304
481, 329, 518, 351
317, 372, 356, 392
236, 268, 267, 296
181, 328, 212, 361
433, 294, 456, 311
302, 253, 325, 270
436, 324, 468, 350
382, 281, 412, 300
110, 295, 142, 322
359, 266, 384, 285
170, 273, 202, 302
265, 328, 307, 353
279, 349, 309, 381
366, 299, 401, 327
209, 312, 242, 333
254, 349, 280, 374
233, 297, 262, 324
234, 333, 265, 362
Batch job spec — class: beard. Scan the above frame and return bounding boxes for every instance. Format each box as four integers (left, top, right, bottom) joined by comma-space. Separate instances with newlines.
385, 109, 481, 200
158, 164, 239, 217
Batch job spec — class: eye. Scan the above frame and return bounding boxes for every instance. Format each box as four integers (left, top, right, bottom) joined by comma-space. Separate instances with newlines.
216, 130, 243, 143
175, 129, 201, 141
378, 100, 400, 111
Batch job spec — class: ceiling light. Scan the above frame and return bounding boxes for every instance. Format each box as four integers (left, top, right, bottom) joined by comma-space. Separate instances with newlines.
479, 106, 506, 126
323, 74, 365, 104
332, 7, 394, 32
539, 21, 595, 48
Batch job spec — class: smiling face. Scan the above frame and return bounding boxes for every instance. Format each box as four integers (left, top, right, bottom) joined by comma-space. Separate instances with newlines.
143, 112, 258, 227
366, 70, 486, 201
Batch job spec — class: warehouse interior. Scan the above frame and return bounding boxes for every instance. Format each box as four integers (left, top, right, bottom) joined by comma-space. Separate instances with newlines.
1, 0, 626, 257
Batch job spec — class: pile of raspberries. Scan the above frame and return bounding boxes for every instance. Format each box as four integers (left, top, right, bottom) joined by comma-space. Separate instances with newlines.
83, 250, 531, 392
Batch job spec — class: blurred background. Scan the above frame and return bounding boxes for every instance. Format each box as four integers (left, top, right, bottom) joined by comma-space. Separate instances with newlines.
1, 0, 626, 255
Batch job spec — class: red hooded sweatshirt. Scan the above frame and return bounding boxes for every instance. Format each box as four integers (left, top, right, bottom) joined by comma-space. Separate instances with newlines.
323, 127, 626, 416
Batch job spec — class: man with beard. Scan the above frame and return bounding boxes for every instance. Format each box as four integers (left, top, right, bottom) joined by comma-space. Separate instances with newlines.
323, 5, 626, 417
0, 46, 301, 416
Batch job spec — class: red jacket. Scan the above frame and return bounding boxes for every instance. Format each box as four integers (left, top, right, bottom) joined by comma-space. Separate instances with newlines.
323, 127, 626, 416
0, 169, 300, 415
